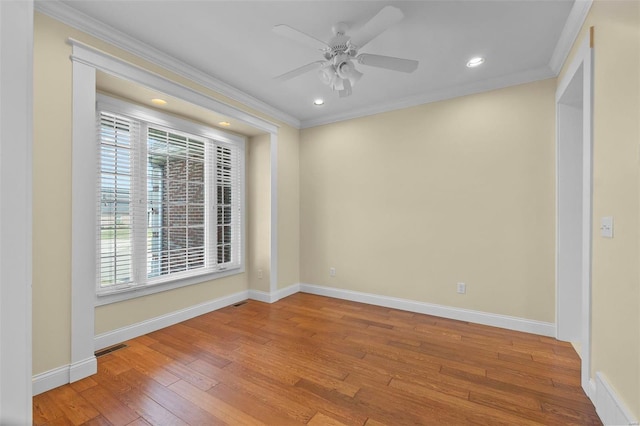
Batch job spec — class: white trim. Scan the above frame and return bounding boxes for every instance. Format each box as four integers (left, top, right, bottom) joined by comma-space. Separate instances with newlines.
71, 59, 98, 382
269, 133, 278, 294
555, 101, 583, 341
301, 66, 554, 128
299, 284, 555, 337
35, 0, 300, 129
70, 40, 278, 135
97, 94, 246, 146
589, 378, 597, 400
248, 290, 273, 303
555, 33, 594, 393
273, 283, 300, 301
95, 290, 249, 351
593, 372, 639, 425
0, 1, 34, 423
579, 34, 594, 394
549, 0, 593, 74
69, 357, 98, 383
248, 283, 300, 304
35, 0, 591, 131
32, 366, 70, 397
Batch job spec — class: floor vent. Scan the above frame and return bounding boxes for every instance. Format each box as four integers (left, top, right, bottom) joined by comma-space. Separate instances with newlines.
95, 343, 127, 358
233, 300, 248, 307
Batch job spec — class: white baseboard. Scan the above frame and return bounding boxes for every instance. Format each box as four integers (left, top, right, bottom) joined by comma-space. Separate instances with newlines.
32, 365, 70, 396
594, 372, 638, 425
69, 356, 97, 382
33, 282, 558, 396
94, 290, 249, 351
32, 356, 98, 396
248, 283, 300, 303
299, 283, 555, 337
34, 290, 249, 395
273, 283, 301, 301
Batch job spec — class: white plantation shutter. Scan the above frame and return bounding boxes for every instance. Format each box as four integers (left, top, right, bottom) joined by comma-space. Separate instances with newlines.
145, 126, 212, 284
96, 97, 244, 296
215, 144, 242, 269
97, 111, 139, 291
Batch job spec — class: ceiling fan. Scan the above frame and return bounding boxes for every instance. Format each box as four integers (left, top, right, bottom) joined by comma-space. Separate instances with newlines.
273, 6, 419, 98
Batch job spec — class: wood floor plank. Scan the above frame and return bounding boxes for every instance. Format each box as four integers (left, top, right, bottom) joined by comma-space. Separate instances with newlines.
124, 339, 218, 391
123, 418, 150, 426
81, 415, 114, 426
168, 379, 265, 425
116, 368, 225, 425
33, 393, 67, 425
46, 385, 100, 425
69, 377, 98, 394
89, 363, 189, 426
80, 385, 139, 426
187, 358, 316, 423
33, 294, 601, 426
207, 382, 304, 426
307, 412, 350, 426
111, 346, 181, 387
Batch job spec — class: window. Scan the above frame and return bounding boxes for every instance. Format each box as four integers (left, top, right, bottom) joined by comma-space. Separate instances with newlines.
97, 95, 244, 297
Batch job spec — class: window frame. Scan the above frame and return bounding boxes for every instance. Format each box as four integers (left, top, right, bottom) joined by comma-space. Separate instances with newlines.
95, 94, 246, 306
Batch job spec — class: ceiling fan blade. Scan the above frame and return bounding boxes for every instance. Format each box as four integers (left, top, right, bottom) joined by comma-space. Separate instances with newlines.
275, 61, 326, 81
349, 6, 404, 50
356, 53, 419, 73
273, 24, 329, 51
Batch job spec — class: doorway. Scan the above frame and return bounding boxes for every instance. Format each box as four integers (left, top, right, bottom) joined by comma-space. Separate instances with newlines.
555, 33, 593, 393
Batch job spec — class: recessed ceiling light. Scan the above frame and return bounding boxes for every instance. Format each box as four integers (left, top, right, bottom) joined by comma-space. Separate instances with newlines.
313, 98, 325, 106
466, 57, 485, 68
218, 121, 231, 127
151, 98, 167, 105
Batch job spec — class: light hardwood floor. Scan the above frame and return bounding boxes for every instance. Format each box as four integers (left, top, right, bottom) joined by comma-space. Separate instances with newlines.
33, 293, 601, 425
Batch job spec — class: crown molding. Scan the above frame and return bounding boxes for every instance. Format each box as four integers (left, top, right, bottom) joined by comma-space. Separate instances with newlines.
34, 0, 300, 129
549, 0, 593, 74
35, 0, 590, 131
300, 0, 589, 129
301, 65, 555, 128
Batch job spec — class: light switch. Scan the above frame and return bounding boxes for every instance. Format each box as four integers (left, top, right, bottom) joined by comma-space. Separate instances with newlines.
601, 216, 614, 238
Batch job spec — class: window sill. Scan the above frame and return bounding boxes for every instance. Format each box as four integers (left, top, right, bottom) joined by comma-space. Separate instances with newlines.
95, 266, 244, 306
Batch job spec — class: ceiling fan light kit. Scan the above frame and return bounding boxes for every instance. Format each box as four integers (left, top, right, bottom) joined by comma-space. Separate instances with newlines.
273, 6, 419, 98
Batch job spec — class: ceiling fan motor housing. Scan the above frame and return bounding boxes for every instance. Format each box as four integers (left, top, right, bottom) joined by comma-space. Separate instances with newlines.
327, 34, 356, 58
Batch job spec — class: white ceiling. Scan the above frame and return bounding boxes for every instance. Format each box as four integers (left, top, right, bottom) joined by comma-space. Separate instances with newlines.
46, 0, 578, 129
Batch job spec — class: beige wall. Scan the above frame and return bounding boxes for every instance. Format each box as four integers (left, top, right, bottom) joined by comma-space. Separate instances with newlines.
560, 0, 640, 418
33, 12, 75, 377
278, 125, 301, 289
94, 275, 247, 334
33, 13, 300, 375
248, 134, 271, 292
300, 79, 556, 322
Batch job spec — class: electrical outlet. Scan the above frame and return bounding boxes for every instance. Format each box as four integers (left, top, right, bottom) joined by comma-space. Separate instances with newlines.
257, 269, 263, 279
329, 267, 336, 277
457, 282, 466, 294
601, 216, 614, 238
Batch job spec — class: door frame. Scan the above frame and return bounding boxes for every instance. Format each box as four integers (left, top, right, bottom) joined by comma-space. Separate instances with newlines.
0, 0, 34, 423
555, 31, 594, 393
